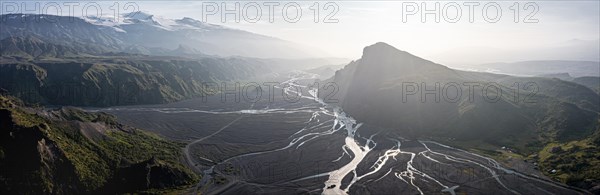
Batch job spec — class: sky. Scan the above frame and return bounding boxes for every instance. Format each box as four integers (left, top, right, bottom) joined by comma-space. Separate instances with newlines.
3, 1, 600, 64
139, 1, 600, 59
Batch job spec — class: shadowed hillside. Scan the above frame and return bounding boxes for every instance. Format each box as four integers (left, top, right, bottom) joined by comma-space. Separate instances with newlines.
0, 95, 199, 194
332, 42, 600, 191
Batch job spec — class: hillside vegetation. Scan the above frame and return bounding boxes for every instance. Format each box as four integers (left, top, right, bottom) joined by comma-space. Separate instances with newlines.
0, 95, 199, 194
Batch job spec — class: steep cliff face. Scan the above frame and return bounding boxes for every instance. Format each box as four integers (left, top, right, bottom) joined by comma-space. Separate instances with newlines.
0, 95, 199, 194
334, 43, 466, 135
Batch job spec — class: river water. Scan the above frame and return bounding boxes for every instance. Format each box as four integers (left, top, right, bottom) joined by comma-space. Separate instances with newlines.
95, 71, 583, 195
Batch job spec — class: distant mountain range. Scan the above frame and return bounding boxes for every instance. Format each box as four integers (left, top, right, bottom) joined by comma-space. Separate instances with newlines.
332, 42, 600, 191
460, 60, 600, 94
462, 60, 600, 77
0, 38, 275, 106
431, 39, 600, 66
0, 25, 347, 107
0, 13, 324, 58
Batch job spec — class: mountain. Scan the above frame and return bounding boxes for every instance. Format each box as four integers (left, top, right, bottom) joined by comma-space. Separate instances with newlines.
573, 77, 600, 94
304, 64, 345, 79
537, 73, 574, 81
0, 13, 323, 58
0, 95, 199, 194
167, 44, 207, 57
0, 34, 348, 107
0, 36, 77, 58
332, 42, 600, 190
0, 35, 107, 59
0, 14, 124, 51
533, 74, 599, 94
333, 43, 599, 144
0, 36, 278, 107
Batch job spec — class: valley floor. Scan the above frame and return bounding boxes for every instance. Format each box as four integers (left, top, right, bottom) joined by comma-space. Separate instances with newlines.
93, 71, 587, 195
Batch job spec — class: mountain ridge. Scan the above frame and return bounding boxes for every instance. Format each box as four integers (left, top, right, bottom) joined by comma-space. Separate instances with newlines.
332, 42, 600, 190
0, 13, 325, 58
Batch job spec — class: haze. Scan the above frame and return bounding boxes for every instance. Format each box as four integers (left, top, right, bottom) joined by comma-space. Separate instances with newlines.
6, 0, 600, 64
146, 1, 600, 64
